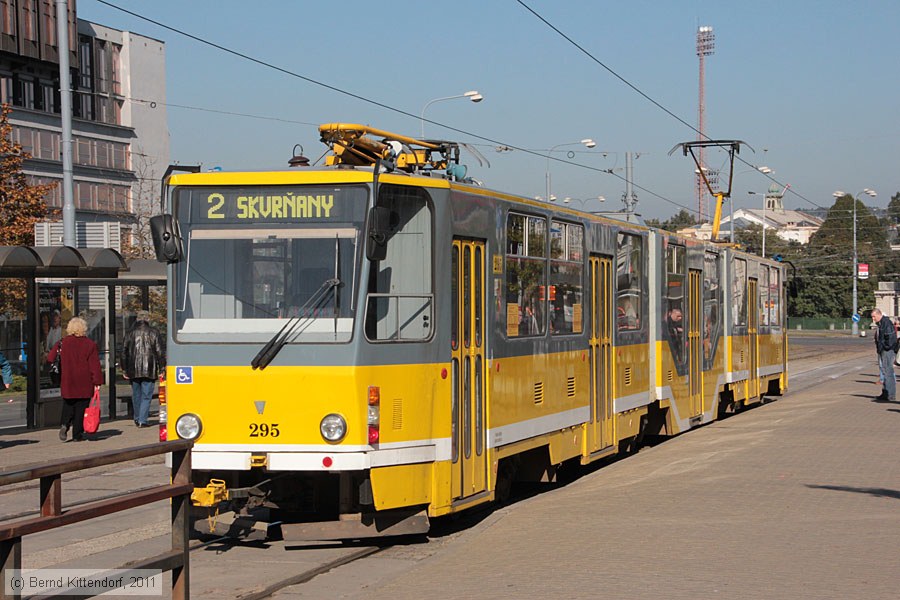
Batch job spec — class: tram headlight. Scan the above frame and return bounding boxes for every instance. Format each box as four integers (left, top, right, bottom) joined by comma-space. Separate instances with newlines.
320, 413, 347, 442
175, 413, 202, 440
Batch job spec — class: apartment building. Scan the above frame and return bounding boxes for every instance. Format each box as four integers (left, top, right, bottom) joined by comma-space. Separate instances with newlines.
0, 0, 169, 241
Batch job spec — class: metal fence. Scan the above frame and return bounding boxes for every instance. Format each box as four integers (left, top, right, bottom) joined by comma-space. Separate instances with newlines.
787, 317, 872, 332
0, 440, 193, 599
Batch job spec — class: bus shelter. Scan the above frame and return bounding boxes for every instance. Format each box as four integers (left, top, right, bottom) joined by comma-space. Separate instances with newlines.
0, 246, 164, 429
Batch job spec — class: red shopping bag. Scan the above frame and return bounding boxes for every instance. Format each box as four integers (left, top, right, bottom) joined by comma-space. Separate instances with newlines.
83, 388, 101, 434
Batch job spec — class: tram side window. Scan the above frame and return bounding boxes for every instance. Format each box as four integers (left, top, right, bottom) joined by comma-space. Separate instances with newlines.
616, 233, 643, 332
703, 251, 721, 362
665, 244, 686, 364
549, 220, 584, 335
760, 265, 770, 327
769, 267, 780, 327
733, 257, 747, 327
365, 185, 433, 341
506, 213, 547, 337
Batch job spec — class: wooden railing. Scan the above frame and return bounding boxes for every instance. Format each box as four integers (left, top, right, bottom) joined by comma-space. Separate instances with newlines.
0, 440, 193, 599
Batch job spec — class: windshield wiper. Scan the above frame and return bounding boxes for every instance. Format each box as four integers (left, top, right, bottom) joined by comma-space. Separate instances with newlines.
251, 277, 341, 370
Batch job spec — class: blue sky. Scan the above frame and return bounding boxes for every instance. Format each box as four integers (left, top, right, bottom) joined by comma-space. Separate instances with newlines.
82, 0, 899, 220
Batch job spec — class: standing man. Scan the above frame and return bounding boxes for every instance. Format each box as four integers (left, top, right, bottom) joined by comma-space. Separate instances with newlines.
871, 308, 896, 401
123, 311, 165, 427
0, 350, 12, 390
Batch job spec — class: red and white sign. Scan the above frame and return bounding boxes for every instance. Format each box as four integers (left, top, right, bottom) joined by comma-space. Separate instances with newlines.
858, 263, 869, 280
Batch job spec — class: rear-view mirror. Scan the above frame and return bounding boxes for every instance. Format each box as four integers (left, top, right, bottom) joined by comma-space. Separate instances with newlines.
150, 214, 184, 263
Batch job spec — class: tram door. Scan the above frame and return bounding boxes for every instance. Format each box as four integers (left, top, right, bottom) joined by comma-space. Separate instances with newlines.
688, 269, 703, 417
748, 278, 760, 398
450, 239, 487, 500
589, 256, 614, 452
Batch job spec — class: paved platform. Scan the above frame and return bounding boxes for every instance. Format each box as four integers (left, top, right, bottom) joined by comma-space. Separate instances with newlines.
280, 347, 898, 600
3, 338, 894, 600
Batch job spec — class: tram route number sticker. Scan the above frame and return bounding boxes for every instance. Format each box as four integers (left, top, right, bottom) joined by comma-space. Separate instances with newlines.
175, 367, 193, 384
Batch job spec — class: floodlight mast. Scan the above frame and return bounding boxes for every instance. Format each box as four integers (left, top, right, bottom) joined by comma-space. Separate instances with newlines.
668, 139, 751, 242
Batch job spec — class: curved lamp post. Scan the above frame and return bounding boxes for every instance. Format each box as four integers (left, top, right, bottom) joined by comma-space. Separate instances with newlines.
420, 90, 483, 139
734, 166, 772, 243
833, 188, 877, 336
563, 195, 606, 212
545, 139, 596, 202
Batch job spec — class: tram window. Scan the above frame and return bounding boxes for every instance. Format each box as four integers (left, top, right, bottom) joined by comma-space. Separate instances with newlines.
364, 184, 434, 342
769, 267, 780, 327
665, 244, 686, 365
733, 257, 747, 327
505, 213, 547, 337
549, 221, 584, 335
703, 251, 721, 362
615, 233, 643, 333
760, 266, 770, 326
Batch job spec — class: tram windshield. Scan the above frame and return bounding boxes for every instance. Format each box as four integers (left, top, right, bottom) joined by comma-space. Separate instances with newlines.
171, 185, 367, 343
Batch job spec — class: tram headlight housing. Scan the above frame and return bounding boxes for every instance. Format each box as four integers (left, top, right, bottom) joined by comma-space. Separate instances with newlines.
320, 413, 347, 442
175, 413, 202, 440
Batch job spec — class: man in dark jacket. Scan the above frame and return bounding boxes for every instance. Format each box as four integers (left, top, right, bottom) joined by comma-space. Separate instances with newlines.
872, 308, 896, 401
123, 311, 165, 427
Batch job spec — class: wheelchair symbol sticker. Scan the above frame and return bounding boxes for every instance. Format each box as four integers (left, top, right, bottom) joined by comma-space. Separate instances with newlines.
175, 367, 193, 384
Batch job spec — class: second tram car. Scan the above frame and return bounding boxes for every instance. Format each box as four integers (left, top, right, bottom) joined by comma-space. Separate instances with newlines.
152, 124, 787, 539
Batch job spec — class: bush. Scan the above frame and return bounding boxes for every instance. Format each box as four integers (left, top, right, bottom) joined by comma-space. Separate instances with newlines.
0, 374, 26, 393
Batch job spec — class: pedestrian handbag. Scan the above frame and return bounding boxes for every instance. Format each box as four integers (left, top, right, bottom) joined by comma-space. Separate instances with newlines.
49, 341, 62, 386
83, 388, 101, 434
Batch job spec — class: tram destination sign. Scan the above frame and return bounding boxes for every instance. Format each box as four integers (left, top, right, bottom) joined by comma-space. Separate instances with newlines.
182, 186, 367, 224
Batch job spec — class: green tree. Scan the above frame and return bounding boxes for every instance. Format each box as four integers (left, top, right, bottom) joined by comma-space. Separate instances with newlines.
792, 194, 887, 318
886, 192, 900, 225
646, 208, 698, 232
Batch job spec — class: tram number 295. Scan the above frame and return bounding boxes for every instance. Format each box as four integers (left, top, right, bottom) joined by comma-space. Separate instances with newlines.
249, 423, 280, 438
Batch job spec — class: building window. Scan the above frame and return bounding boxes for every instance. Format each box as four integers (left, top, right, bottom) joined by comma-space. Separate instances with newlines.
0, 73, 11, 104
22, 0, 37, 42
14, 77, 35, 109
40, 0, 56, 47
0, 1, 14, 36
38, 80, 56, 113
111, 44, 122, 95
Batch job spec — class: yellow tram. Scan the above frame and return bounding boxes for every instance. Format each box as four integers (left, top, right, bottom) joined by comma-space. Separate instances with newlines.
151, 124, 787, 540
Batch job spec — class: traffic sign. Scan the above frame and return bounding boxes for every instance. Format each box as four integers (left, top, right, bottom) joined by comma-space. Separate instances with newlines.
852, 313, 860, 323
858, 263, 869, 280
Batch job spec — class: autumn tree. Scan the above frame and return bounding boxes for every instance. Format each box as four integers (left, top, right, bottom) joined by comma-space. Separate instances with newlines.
0, 104, 57, 316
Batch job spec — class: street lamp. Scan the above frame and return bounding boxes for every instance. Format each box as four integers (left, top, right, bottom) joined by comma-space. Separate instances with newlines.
747, 190, 769, 257
563, 195, 606, 211
546, 139, 596, 202
833, 188, 876, 336
420, 90, 483, 139
735, 165, 772, 244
